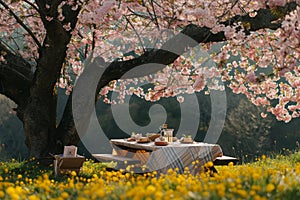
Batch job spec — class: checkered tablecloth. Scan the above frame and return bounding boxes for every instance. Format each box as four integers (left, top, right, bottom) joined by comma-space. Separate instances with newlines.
110, 139, 223, 175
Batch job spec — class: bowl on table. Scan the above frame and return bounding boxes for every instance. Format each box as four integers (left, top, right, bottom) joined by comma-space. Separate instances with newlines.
179, 137, 194, 144
154, 141, 168, 146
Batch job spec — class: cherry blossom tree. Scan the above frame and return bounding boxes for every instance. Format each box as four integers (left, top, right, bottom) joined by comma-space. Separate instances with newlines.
0, 0, 299, 157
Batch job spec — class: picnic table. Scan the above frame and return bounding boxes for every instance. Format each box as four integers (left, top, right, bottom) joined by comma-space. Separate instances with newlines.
93, 139, 223, 175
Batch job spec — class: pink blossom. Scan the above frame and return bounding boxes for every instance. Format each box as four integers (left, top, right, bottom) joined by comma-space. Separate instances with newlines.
9, 109, 17, 115
288, 105, 300, 112
232, 61, 238, 68
176, 96, 185, 103
284, 114, 292, 123
154, 85, 165, 91
187, 86, 194, 94
150, 91, 163, 101
100, 87, 110, 96
246, 71, 257, 83
253, 97, 270, 106
268, 0, 287, 8
133, 89, 142, 97
65, 86, 73, 95
45, 16, 53, 21
63, 23, 71, 31
224, 26, 236, 39
261, 112, 268, 118
0, 55, 6, 63
103, 98, 111, 104
58, 14, 65, 21
72, 5, 78, 11
193, 75, 206, 92
181, 67, 190, 75
249, 11, 257, 18
58, 78, 67, 88
279, 67, 289, 76
292, 111, 300, 118
164, 89, 174, 97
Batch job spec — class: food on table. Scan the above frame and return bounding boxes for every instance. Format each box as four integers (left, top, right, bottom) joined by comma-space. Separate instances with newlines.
180, 135, 194, 143
154, 141, 168, 146
127, 137, 136, 142
147, 133, 161, 141
137, 137, 151, 143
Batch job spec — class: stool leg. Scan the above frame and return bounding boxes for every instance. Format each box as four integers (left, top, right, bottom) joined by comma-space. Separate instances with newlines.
54, 160, 58, 176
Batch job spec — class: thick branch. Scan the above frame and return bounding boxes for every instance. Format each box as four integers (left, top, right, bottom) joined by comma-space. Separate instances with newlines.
30, 1, 80, 93
102, 2, 297, 84
0, 42, 32, 105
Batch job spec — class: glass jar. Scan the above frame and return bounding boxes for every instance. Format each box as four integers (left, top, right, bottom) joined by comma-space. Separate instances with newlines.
164, 129, 174, 143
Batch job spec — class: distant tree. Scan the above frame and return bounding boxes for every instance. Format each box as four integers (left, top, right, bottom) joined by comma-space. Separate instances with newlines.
0, 95, 27, 159
0, 1, 299, 157
221, 95, 274, 157
0, 95, 15, 125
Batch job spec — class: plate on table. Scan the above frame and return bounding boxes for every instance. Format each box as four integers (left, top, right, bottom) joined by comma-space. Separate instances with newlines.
179, 139, 194, 144
155, 141, 168, 146
127, 137, 136, 142
137, 140, 151, 143
180, 141, 194, 144
137, 137, 151, 143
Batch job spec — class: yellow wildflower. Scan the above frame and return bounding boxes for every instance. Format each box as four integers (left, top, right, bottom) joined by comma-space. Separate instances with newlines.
0, 191, 4, 198
28, 195, 40, 200
146, 185, 156, 194
61, 192, 69, 199
266, 183, 275, 193
206, 161, 214, 168
70, 171, 77, 177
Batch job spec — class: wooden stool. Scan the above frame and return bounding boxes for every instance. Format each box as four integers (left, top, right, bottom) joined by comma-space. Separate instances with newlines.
54, 155, 85, 175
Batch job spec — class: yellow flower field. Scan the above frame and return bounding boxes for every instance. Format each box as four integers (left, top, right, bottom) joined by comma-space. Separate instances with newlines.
1, 153, 300, 199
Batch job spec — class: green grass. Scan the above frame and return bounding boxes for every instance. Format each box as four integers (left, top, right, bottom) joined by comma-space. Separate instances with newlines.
1, 152, 300, 199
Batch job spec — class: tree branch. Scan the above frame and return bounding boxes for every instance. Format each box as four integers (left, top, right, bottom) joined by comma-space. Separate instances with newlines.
23, 0, 40, 14
124, 15, 146, 53
0, 42, 32, 105
0, 0, 42, 48
150, 0, 160, 29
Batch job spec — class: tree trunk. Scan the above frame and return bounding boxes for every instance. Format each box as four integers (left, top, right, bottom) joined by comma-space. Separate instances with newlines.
56, 95, 80, 147
23, 93, 58, 157
17, 1, 81, 158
